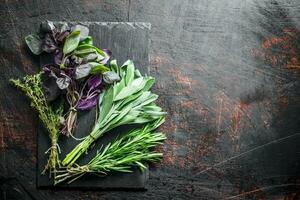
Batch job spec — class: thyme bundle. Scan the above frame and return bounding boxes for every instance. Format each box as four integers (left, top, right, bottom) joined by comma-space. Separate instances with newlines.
10, 73, 63, 175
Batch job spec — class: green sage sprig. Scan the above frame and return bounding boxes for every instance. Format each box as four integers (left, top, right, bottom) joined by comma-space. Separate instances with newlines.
10, 73, 63, 176
55, 117, 166, 184
62, 60, 166, 166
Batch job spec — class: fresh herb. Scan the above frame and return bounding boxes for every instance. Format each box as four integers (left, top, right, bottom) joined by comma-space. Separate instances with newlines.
55, 117, 166, 184
10, 73, 63, 175
25, 34, 43, 55
62, 60, 166, 166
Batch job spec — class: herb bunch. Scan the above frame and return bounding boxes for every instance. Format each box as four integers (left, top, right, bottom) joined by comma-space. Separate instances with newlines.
62, 60, 166, 166
25, 21, 118, 138
55, 117, 166, 184
10, 73, 63, 175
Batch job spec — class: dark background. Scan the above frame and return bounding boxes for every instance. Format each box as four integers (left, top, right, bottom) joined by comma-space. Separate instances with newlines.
1, 0, 300, 199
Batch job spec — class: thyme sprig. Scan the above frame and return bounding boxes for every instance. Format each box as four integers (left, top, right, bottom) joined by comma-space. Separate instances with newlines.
55, 117, 166, 184
10, 73, 63, 175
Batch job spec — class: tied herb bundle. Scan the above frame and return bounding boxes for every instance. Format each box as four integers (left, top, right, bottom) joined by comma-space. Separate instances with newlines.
10, 73, 63, 175
55, 117, 166, 184
62, 60, 166, 166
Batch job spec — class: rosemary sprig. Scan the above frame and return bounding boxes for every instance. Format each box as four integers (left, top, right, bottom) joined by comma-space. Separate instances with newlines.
10, 73, 63, 176
55, 117, 166, 185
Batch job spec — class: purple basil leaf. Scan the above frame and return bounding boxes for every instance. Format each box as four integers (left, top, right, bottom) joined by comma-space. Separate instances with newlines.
77, 95, 98, 110
54, 50, 63, 65
100, 49, 112, 64
42, 66, 52, 75
87, 74, 102, 91
56, 30, 70, 44
42, 33, 57, 53
41, 74, 61, 102
71, 55, 83, 65
40, 21, 55, 33
75, 63, 92, 79
56, 75, 71, 90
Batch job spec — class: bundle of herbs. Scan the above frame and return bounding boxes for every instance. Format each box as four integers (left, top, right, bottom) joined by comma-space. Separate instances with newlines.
55, 117, 166, 184
10, 73, 63, 175
62, 60, 166, 166
11, 21, 167, 184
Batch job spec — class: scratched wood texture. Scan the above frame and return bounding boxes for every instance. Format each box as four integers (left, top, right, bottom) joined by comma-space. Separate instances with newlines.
1, 0, 300, 199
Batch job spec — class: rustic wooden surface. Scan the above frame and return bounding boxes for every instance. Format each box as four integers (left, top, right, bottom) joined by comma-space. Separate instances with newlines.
1, 0, 300, 199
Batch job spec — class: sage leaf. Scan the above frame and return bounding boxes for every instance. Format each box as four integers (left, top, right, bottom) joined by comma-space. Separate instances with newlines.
63, 30, 81, 54
25, 34, 42, 55
125, 61, 135, 86
99, 87, 114, 122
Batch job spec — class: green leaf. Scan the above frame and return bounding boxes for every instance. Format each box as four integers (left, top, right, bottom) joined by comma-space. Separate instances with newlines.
71, 24, 89, 41
79, 36, 93, 45
25, 34, 42, 55
114, 85, 140, 102
75, 63, 92, 79
63, 30, 81, 54
125, 61, 135, 86
99, 87, 114, 122
143, 77, 155, 91
90, 64, 110, 74
74, 47, 96, 56
103, 71, 120, 84
77, 44, 105, 57
110, 60, 119, 75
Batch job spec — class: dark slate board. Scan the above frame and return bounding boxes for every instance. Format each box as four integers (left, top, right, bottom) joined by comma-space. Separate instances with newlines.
37, 22, 151, 189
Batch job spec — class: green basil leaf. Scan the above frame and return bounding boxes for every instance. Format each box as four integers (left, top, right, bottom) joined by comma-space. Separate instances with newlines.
77, 44, 105, 57
25, 34, 42, 55
90, 64, 110, 74
79, 36, 93, 45
74, 47, 96, 56
63, 30, 81, 54
71, 24, 89, 41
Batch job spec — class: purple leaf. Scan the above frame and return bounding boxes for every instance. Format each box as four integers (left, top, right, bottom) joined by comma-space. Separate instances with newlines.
87, 74, 102, 91
56, 74, 71, 90
54, 50, 63, 65
42, 33, 57, 53
77, 95, 99, 110
75, 63, 92, 79
40, 21, 56, 33
56, 30, 70, 44
100, 49, 112, 64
